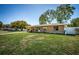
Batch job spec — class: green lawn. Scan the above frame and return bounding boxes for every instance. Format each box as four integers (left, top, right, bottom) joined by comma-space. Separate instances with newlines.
0, 31, 79, 55
0, 30, 11, 34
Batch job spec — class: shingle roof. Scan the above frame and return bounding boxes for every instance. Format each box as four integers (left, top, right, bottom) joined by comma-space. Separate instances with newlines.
31, 23, 65, 27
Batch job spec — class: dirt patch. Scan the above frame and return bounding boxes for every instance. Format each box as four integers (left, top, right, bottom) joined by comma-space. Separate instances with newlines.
20, 34, 47, 49
0, 32, 25, 35
20, 34, 38, 49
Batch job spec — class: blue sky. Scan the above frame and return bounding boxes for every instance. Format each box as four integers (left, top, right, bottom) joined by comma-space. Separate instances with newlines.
0, 4, 79, 25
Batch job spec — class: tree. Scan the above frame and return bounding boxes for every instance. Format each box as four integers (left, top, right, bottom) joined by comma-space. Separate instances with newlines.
56, 4, 75, 23
11, 20, 28, 31
44, 9, 56, 24
39, 4, 75, 24
39, 14, 47, 24
3, 24, 11, 28
0, 21, 3, 29
71, 18, 79, 27
39, 9, 55, 24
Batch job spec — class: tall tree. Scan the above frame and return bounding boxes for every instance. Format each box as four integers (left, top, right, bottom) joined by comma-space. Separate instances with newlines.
56, 4, 75, 23
0, 21, 3, 29
39, 4, 75, 24
71, 18, 79, 27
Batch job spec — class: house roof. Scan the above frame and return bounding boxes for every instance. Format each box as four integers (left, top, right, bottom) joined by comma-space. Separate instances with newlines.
30, 23, 65, 27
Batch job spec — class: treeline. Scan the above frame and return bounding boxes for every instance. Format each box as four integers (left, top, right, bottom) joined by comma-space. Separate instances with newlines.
0, 20, 30, 31
0, 4, 79, 30
68, 18, 79, 27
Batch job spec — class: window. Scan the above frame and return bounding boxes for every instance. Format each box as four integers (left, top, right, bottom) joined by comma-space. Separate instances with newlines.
42, 27, 47, 32
54, 26, 58, 31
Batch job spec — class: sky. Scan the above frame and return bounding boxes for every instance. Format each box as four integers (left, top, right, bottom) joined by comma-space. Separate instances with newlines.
0, 4, 79, 25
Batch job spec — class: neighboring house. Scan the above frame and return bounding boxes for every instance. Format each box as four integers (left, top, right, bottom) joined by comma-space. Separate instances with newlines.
27, 24, 66, 34
1, 25, 15, 31
1, 27, 16, 31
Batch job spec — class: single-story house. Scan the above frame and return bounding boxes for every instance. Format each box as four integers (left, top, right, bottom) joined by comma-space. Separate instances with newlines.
27, 24, 66, 34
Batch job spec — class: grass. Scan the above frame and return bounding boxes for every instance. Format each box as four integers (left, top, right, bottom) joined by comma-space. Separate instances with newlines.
0, 30, 79, 55
0, 30, 11, 34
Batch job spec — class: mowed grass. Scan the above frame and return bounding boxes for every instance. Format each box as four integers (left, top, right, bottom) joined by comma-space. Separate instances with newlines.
0, 30, 11, 34
0, 31, 79, 55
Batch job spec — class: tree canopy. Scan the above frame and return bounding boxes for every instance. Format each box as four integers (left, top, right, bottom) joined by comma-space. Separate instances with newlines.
39, 4, 75, 24
39, 9, 55, 24
39, 14, 47, 24
11, 20, 28, 31
44, 9, 56, 24
71, 18, 79, 27
56, 4, 75, 23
